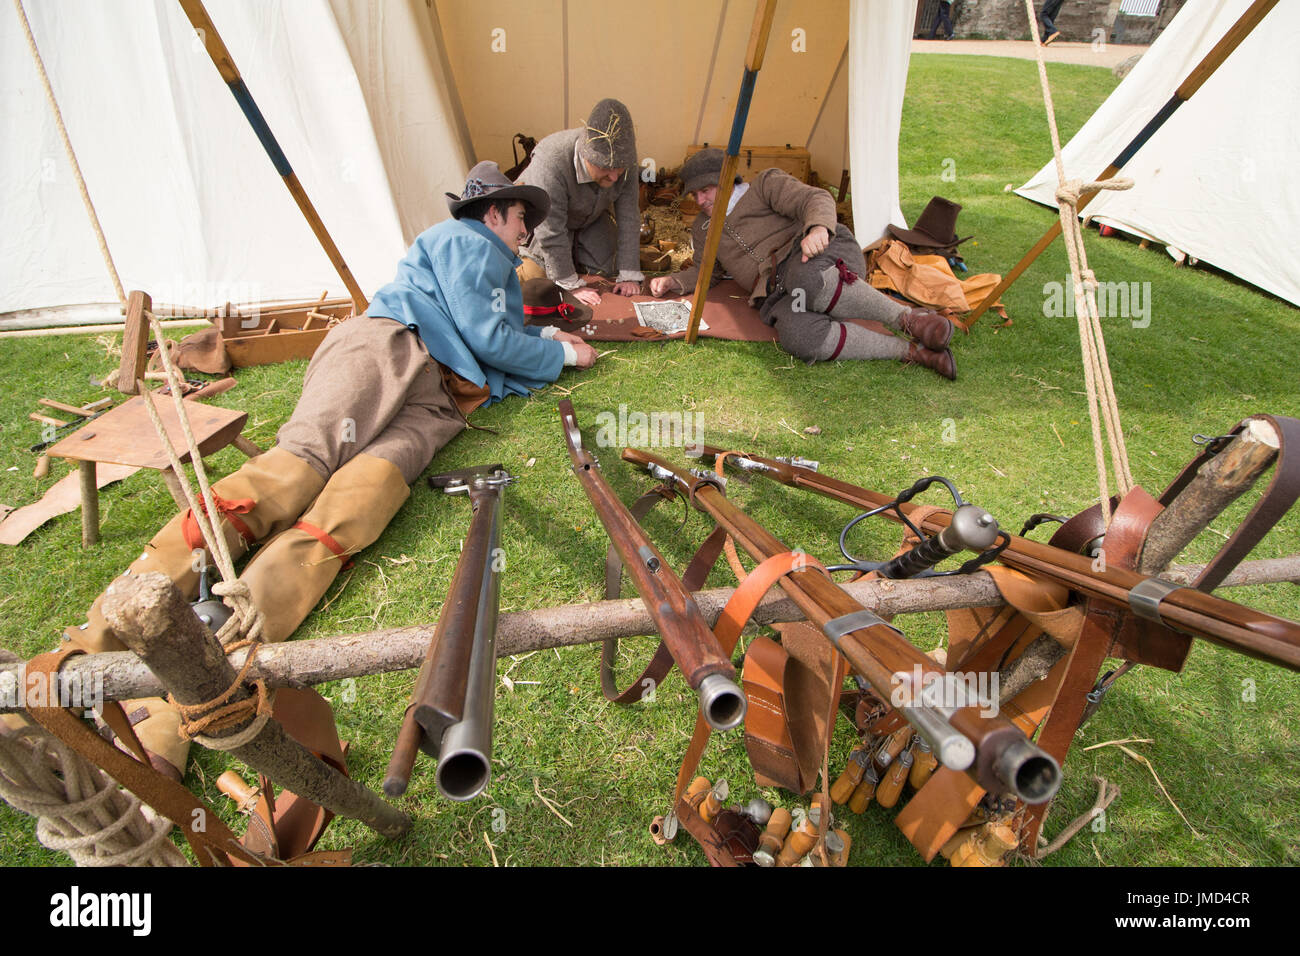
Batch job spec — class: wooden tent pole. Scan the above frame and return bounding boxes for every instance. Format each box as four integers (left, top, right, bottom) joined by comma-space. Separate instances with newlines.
177, 0, 369, 314
966, 0, 1280, 324
683, 0, 778, 345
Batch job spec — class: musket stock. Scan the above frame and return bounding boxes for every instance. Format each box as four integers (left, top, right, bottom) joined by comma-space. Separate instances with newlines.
625, 447, 1062, 804
698, 446, 1300, 671
558, 401, 745, 731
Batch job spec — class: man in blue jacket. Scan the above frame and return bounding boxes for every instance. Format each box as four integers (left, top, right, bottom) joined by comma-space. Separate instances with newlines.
67, 162, 595, 778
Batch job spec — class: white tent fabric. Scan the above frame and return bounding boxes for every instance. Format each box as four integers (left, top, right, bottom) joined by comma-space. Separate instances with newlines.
2, 0, 912, 323
848, 0, 913, 243
1, 0, 466, 321
1015, 0, 1300, 308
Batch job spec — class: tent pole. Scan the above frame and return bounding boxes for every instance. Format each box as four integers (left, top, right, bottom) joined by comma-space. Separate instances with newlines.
177, 0, 369, 314
683, 0, 778, 345
966, 0, 1280, 325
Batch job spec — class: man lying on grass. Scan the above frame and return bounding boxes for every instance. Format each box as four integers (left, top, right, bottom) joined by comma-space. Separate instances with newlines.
649, 148, 958, 379
61, 161, 597, 779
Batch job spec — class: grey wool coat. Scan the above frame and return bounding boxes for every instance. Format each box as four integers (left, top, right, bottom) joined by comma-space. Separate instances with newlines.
516, 127, 642, 283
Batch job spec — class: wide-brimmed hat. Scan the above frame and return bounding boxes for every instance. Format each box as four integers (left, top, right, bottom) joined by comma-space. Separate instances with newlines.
446, 161, 550, 232
521, 277, 594, 327
887, 196, 970, 249
580, 98, 637, 170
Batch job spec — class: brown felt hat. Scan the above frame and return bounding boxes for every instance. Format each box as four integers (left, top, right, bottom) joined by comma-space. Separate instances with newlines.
446, 160, 551, 232
521, 277, 593, 327
887, 196, 968, 249
579, 98, 637, 170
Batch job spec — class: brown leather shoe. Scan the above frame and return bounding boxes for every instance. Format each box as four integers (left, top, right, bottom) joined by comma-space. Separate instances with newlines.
899, 308, 954, 350
904, 343, 957, 381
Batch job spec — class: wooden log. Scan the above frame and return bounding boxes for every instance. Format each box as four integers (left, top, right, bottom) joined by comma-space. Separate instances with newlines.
99, 572, 410, 839
1139, 419, 1281, 574
9, 557, 1295, 712
78, 460, 98, 547
231, 435, 263, 458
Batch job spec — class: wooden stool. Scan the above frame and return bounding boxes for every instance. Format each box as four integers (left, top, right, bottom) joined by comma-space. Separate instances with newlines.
46, 393, 256, 547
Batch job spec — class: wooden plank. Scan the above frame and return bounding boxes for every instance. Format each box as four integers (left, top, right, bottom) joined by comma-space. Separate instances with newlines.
38, 399, 94, 417
29, 413, 70, 428
225, 328, 329, 367
45, 394, 248, 470
118, 290, 152, 396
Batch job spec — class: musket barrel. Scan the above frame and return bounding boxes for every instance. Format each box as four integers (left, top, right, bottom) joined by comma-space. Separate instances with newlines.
559, 402, 745, 731
625, 447, 1061, 803
436, 482, 504, 801
702, 447, 1300, 671
411, 492, 497, 748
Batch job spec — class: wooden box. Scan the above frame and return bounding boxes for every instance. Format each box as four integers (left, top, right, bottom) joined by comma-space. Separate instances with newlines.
216, 298, 353, 368
686, 144, 812, 184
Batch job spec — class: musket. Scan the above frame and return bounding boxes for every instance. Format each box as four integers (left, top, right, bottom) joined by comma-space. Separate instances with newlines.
558, 401, 745, 731
622, 447, 1062, 804
383, 464, 511, 800
695, 446, 1300, 672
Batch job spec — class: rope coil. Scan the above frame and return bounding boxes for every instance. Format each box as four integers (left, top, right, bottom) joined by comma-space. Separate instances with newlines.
0, 723, 186, 866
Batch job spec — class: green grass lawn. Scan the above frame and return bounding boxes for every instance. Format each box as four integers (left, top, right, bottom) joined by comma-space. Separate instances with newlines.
1, 55, 1297, 867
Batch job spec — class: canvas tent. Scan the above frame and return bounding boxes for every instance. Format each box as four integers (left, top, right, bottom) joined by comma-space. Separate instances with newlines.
1, 0, 915, 326
1016, 0, 1300, 308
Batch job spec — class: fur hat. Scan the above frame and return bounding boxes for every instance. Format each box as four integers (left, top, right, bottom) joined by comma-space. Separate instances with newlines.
579, 99, 637, 170
679, 147, 739, 196
446, 161, 550, 232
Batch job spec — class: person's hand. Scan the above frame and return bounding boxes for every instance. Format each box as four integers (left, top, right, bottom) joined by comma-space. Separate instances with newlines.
800, 225, 830, 262
572, 288, 602, 307
571, 342, 598, 369
552, 330, 585, 345
648, 276, 680, 297
611, 280, 642, 297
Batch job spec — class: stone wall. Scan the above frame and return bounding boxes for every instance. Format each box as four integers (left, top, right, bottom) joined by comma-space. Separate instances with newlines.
916, 0, 1188, 44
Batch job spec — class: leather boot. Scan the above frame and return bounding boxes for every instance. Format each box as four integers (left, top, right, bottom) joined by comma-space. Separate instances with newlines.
67, 447, 327, 653
237, 454, 410, 644
904, 343, 957, 381
899, 308, 955, 350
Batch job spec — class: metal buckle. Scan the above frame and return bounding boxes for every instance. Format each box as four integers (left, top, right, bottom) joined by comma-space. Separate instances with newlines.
1128, 577, 1183, 622
1192, 433, 1235, 454
776, 455, 819, 472
822, 609, 903, 649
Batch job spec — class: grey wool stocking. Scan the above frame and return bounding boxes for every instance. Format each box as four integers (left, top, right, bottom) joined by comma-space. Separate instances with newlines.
815, 321, 910, 362
813, 262, 908, 328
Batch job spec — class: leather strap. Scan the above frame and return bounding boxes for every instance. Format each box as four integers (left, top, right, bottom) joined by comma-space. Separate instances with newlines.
599, 488, 728, 703
671, 552, 831, 808
182, 493, 256, 551
293, 520, 355, 571
825, 258, 859, 313
98, 701, 152, 767
1155, 415, 1300, 591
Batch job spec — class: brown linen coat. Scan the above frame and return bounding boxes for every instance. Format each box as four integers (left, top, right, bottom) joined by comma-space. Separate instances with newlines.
670, 168, 839, 305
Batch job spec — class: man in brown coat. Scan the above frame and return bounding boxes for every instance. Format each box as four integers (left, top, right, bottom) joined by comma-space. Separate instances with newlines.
516, 98, 644, 306
650, 149, 956, 378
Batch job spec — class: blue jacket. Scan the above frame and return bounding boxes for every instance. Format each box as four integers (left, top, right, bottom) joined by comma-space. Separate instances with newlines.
367, 218, 565, 405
